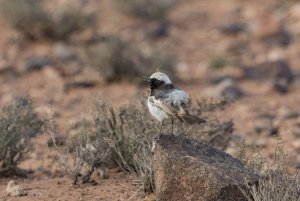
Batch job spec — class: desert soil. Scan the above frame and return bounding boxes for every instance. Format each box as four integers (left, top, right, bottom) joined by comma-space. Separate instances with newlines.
1, 0, 300, 200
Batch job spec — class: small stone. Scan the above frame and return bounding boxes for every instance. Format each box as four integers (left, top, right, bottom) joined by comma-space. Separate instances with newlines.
220, 22, 247, 35
211, 75, 235, 85
221, 85, 245, 100
268, 127, 279, 136
296, 162, 300, 170
257, 14, 291, 47
6, 180, 27, 197
25, 56, 52, 72
284, 112, 299, 119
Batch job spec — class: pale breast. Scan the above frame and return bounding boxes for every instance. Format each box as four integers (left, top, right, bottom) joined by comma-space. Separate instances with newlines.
147, 97, 169, 121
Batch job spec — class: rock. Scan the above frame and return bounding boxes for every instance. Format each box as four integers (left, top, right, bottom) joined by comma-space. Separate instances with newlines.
221, 85, 245, 100
204, 79, 245, 100
25, 56, 52, 72
242, 60, 294, 93
220, 22, 247, 35
6, 180, 27, 197
296, 162, 300, 170
145, 21, 170, 39
153, 135, 259, 201
273, 60, 294, 93
257, 15, 291, 47
284, 111, 300, 119
210, 75, 236, 85
264, 29, 291, 47
218, 79, 245, 100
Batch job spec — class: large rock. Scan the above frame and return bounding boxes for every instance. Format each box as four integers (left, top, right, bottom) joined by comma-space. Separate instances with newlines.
153, 135, 259, 201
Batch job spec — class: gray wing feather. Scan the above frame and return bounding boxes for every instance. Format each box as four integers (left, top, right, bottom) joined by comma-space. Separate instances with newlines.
150, 88, 190, 116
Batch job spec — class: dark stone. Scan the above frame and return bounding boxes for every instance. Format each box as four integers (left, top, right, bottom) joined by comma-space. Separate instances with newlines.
284, 112, 299, 119
221, 85, 245, 100
146, 21, 170, 39
211, 75, 236, 85
25, 56, 52, 71
269, 127, 279, 136
220, 22, 247, 35
262, 30, 291, 47
242, 60, 294, 93
153, 135, 259, 201
296, 162, 300, 170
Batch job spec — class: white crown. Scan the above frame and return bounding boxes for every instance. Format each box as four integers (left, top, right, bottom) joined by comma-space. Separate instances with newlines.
150, 72, 172, 84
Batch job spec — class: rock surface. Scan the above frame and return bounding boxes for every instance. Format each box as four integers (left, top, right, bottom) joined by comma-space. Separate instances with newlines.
153, 135, 259, 201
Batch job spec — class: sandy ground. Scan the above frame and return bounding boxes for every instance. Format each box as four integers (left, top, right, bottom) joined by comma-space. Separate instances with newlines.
0, 0, 300, 200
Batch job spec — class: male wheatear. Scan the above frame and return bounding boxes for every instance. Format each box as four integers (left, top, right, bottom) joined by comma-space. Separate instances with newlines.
146, 72, 206, 135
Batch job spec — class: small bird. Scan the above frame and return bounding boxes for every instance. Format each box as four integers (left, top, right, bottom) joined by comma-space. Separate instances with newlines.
146, 72, 206, 135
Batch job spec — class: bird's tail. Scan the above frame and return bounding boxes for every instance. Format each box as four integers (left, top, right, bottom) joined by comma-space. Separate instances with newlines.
180, 114, 206, 124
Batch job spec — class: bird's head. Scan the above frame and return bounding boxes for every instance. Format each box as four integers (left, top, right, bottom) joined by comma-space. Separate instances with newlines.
150, 72, 172, 83
146, 72, 172, 90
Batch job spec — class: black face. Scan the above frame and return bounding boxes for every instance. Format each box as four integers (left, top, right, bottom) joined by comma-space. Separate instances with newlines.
149, 78, 165, 90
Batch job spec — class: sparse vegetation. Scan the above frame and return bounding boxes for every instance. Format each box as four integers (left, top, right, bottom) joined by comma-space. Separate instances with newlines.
238, 140, 300, 201
47, 111, 110, 185
83, 36, 176, 82
0, 0, 95, 41
0, 98, 43, 177
51, 96, 233, 192
114, 0, 178, 21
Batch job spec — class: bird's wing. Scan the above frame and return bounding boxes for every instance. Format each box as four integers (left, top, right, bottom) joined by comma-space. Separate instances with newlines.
150, 87, 190, 117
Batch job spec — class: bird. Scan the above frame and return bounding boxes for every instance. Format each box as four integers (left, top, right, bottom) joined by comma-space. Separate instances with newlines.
146, 72, 206, 136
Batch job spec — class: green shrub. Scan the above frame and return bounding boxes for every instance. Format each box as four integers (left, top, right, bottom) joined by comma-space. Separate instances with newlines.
0, 0, 95, 41
0, 98, 43, 176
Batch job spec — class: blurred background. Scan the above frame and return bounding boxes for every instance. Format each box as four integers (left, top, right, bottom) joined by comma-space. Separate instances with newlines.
0, 0, 300, 177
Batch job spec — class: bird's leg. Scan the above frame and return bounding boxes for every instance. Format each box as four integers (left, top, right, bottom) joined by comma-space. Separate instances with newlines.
159, 120, 164, 137
171, 117, 174, 136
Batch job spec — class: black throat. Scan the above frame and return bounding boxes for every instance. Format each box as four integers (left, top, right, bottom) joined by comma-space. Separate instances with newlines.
149, 78, 166, 91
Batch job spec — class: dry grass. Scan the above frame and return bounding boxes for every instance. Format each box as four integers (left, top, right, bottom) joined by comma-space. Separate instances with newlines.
50, 96, 233, 193
0, 98, 43, 177
237, 140, 300, 201
47, 109, 110, 185
0, 0, 95, 41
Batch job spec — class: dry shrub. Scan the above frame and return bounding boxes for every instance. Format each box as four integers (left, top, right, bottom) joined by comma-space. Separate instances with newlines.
49, 95, 232, 193
114, 0, 178, 21
237, 140, 300, 201
0, 0, 95, 41
64, 96, 232, 193
0, 98, 43, 177
83, 36, 176, 83
47, 113, 110, 185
